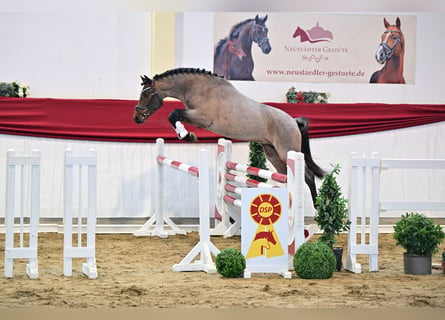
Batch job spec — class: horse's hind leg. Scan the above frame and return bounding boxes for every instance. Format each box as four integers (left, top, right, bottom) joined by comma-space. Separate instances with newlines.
262, 144, 286, 174
305, 167, 317, 206
263, 143, 318, 206
168, 109, 198, 142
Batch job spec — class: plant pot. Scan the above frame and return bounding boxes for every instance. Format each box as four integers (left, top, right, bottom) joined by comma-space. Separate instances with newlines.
403, 253, 432, 275
333, 247, 343, 272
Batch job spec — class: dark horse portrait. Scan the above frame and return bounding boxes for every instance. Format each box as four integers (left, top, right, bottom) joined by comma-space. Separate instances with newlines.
133, 68, 325, 204
213, 37, 247, 79
213, 15, 271, 80
370, 17, 405, 84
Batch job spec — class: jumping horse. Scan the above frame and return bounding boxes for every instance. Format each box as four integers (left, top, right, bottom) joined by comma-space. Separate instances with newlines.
133, 68, 325, 204
213, 15, 271, 80
370, 17, 405, 84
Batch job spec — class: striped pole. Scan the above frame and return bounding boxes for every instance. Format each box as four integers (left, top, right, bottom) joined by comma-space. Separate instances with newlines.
156, 156, 199, 177
225, 172, 277, 189
223, 194, 242, 208
226, 161, 287, 183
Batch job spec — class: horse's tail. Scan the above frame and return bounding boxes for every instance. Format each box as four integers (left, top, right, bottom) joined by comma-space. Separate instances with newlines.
295, 117, 325, 179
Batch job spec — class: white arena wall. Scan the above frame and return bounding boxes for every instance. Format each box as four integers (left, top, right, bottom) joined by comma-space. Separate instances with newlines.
1, 0, 444, 229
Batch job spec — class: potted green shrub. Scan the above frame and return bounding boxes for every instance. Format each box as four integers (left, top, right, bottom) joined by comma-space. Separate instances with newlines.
314, 164, 350, 271
393, 212, 445, 275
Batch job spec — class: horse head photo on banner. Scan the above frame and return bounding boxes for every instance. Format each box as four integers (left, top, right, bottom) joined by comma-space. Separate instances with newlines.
213, 34, 247, 80
213, 14, 271, 80
370, 17, 405, 84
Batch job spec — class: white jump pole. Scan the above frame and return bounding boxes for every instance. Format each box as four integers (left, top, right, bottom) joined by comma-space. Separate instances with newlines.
4, 149, 40, 279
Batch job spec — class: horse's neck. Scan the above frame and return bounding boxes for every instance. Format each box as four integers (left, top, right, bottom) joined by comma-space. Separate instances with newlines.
384, 50, 404, 79
155, 79, 187, 101
240, 25, 254, 55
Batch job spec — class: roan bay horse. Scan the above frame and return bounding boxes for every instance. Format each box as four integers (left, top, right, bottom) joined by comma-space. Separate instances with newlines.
213, 37, 247, 80
133, 68, 325, 204
370, 17, 405, 84
213, 15, 271, 80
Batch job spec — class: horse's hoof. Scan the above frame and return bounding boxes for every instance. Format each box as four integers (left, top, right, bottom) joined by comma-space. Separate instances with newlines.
184, 133, 198, 142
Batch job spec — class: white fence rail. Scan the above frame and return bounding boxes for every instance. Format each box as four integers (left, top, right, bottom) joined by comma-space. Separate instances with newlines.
345, 152, 445, 273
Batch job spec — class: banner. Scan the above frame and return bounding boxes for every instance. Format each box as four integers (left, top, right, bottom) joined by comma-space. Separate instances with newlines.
241, 188, 289, 278
214, 13, 416, 84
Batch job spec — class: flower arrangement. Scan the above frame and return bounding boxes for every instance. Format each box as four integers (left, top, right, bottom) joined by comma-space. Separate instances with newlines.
286, 86, 329, 103
0, 81, 29, 98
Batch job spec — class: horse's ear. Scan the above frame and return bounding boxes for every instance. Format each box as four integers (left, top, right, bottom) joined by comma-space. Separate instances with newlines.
396, 17, 401, 28
384, 18, 390, 28
140, 75, 152, 86
255, 14, 267, 24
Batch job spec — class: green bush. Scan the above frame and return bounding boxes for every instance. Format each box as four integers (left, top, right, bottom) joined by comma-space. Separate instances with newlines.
215, 248, 246, 278
293, 241, 336, 279
314, 164, 350, 248
393, 212, 445, 256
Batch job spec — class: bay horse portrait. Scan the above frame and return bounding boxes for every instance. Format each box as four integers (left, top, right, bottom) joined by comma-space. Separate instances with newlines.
213, 37, 247, 79
133, 68, 325, 204
370, 17, 405, 84
213, 15, 271, 80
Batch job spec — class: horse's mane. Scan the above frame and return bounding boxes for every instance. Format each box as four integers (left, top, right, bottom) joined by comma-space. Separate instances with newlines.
214, 38, 228, 58
154, 68, 222, 81
229, 18, 254, 39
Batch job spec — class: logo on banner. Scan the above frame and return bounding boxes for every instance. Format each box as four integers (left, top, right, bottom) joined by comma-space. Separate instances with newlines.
292, 22, 333, 43
246, 193, 285, 259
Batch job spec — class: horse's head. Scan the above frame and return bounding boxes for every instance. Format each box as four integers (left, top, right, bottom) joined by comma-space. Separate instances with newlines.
292, 27, 303, 38
375, 17, 404, 64
228, 38, 247, 60
133, 75, 163, 124
252, 14, 271, 54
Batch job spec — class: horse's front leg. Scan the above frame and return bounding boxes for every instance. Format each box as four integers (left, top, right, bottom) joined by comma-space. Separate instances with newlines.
168, 109, 198, 142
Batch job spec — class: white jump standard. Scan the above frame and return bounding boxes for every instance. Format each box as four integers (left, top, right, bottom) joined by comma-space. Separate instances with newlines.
4, 149, 41, 279
63, 148, 98, 279
133, 138, 188, 237
138, 138, 220, 273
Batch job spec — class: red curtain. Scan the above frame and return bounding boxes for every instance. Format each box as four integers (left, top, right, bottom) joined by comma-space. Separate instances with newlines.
0, 97, 444, 143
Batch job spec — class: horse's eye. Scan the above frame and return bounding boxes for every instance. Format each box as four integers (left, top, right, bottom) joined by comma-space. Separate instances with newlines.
392, 35, 399, 40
